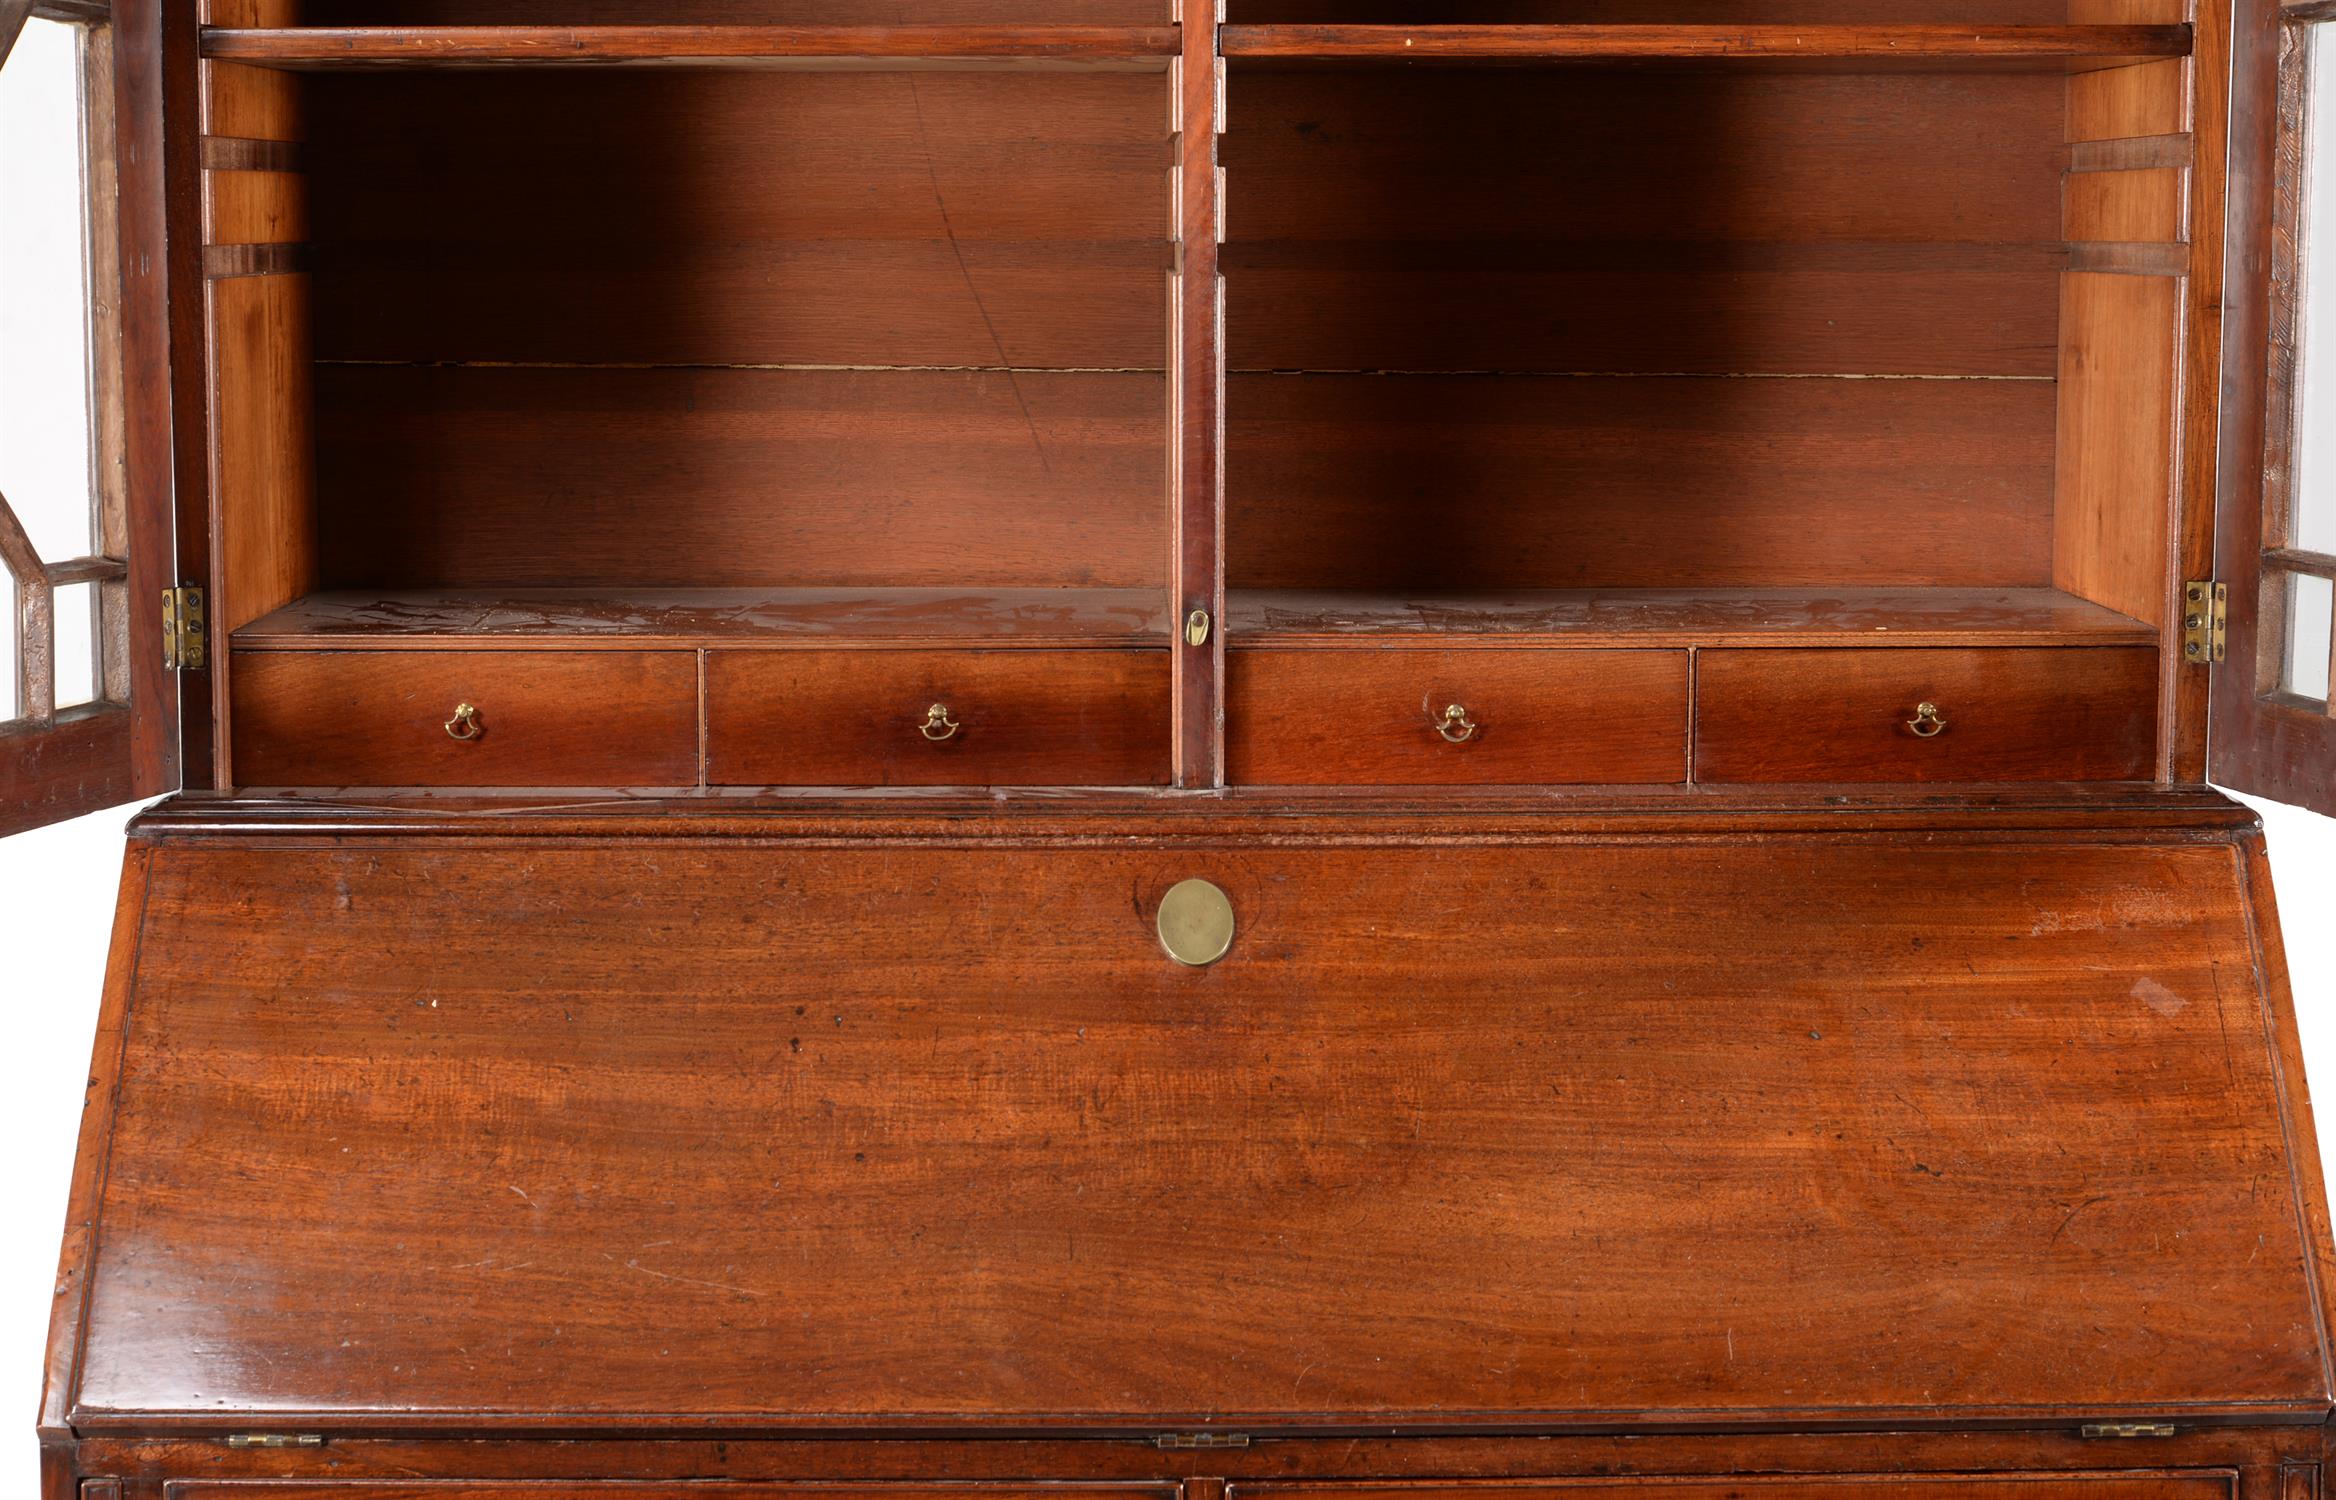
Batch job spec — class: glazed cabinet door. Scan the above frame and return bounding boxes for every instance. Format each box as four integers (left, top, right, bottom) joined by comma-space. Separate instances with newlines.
2216, 0, 2336, 813
0, 0, 179, 836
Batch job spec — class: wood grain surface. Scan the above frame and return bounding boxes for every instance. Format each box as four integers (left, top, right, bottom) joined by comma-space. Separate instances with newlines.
1227, 375, 2056, 590
1694, 647, 2160, 782
235, 588, 1175, 650
230, 649, 701, 786
1217, 23, 2191, 63
304, 70, 1168, 369
705, 648, 1173, 785
203, 24, 1182, 67
155, 1480, 2242, 1500
1224, 587, 2154, 648
1225, 69, 2064, 378
1226, 647, 1687, 783
313, 366, 1167, 591
64, 830, 2329, 1430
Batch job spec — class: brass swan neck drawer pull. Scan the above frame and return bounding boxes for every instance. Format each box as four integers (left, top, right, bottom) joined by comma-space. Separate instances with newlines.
1437, 703, 1479, 743
445, 702, 483, 741
1907, 702, 1947, 738
919, 703, 962, 742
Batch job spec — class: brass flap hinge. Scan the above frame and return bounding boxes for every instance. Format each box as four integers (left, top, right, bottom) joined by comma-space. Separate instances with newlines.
1156, 1432, 1250, 1450
2079, 1422, 2177, 1440
2183, 579, 2227, 666
162, 584, 207, 670
223, 1434, 324, 1449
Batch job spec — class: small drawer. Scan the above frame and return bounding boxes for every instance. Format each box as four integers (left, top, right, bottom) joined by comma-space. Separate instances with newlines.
231, 649, 700, 787
1694, 646, 2159, 783
704, 649, 1172, 786
1227, 647, 1689, 785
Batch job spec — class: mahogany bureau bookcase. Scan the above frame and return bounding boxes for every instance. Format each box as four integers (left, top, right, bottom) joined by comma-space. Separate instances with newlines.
10, 0, 2336, 1497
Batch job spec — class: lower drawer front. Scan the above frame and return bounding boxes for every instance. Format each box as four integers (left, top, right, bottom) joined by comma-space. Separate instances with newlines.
170, 1476, 1168, 1485
175, 1476, 1177, 1485
231, 650, 700, 787
1694, 646, 2159, 783
158, 1482, 2235, 1500
1228, 648, 1688, 785
705, 649, 1172, 786
1234, 1481, 2232, 1500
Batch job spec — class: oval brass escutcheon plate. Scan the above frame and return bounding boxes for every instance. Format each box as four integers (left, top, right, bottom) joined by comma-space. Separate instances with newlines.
1157, 878, 1235, 967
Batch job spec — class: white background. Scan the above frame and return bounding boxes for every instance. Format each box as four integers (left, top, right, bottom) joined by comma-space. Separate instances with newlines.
6, 13, 2336, 1500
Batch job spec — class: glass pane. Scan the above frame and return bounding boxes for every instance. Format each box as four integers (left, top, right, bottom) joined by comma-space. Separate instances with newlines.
0, 17, 96, 721
2286, 572, 2335, 702
1, 580, 15, 720
52, 580, 96, 711
2295, 26, 2336, 553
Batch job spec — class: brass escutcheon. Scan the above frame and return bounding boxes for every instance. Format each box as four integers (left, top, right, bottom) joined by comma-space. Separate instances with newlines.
919, 703, 962, 742
1907, 702, 1947, 738
1436, 703, 1479, 743
1157, 878, 1235, 967
444, 702, 482, 741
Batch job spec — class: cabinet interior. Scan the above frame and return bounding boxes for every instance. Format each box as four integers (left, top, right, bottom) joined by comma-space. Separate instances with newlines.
200, 0, 2194, 788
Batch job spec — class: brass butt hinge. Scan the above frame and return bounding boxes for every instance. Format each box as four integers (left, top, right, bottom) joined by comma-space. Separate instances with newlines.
2183, 579, 2227, 666
1156, 1432, 1250, 1450
223, 1434, 324, 1449
2079, 1422, 2177, 1440
162, 584, 207, 670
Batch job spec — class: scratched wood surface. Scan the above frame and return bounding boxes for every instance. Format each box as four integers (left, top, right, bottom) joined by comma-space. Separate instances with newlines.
67, 833, 2330, 1430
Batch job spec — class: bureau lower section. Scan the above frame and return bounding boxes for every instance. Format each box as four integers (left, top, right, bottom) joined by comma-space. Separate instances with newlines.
37, 801, 2336, 1498
224, 643, 2159, 788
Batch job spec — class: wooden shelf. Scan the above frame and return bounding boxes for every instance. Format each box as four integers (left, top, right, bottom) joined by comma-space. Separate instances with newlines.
239, 587, 2156, 653
1227, 587, 2158, 649
199, 20, 2183, 71
234, 588, 1174, 651
199, 24, 1183, 71
1217, 23, 2192, 69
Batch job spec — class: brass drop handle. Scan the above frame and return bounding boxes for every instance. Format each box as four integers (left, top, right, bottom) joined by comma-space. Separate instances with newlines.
445, 702, 482, 741
1436, 703, 1479, 743
919, 703, 962, 742
1907, 702, 1947, 738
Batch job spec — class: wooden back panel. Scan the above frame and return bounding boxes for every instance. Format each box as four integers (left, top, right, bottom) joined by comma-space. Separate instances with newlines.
304, 70, 1170, 589
65, 829, 2335, 1431
1224, 70, 2066, 590
307, 71, 1168, 370
315, 366, 1165, 589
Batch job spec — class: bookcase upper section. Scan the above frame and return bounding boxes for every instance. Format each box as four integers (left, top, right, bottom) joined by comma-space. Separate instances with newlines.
25, 0, 2336, 821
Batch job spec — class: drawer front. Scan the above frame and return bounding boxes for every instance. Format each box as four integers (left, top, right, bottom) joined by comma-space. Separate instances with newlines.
171, 1489, 1173, 1500
1695, 647, 2159, 783
705, 649, 1172, 786
1233, 1481, 2233, 1500
231, 650, 700, 787
1228, 648, 1688, 785
156, 1483, 2234, 1500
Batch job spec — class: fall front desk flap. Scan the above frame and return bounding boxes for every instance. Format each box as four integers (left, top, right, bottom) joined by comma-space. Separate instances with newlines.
56, 826, 2336, 1433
